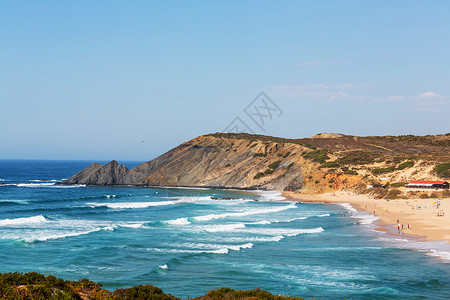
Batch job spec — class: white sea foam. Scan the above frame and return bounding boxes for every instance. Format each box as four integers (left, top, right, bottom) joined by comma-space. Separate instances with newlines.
0, 179, 5, 181
337, 203, 357, 213
377, 234, 450, 262
357, 213, 379, 225
166, 218, 191, 225
8, 182, 85, 188
17, 183, 55, 187
159, 264, 168, 270
250, 220, 272, 225
0, 199, 29, 204
255, 190, 286, 201
244, 227, 324, 237
199, 223, 246, 233
149, 243, 254, 255
88, 196, 212, 209
119, 223, 145, 229
0, 215, 48, 227
29, 179, 58, 182
88, 201, 179, 209
18, 227, 112, 243
193, 203, 296, 221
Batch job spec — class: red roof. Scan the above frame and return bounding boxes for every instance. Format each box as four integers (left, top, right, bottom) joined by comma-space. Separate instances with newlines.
409, 180, 447, 184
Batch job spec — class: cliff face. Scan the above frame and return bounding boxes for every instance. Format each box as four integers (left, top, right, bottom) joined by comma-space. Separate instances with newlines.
61, 135, 311, 190
61, 133, 450, 192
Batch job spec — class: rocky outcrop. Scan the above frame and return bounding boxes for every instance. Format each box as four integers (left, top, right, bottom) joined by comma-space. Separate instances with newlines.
61, 160, 146, 186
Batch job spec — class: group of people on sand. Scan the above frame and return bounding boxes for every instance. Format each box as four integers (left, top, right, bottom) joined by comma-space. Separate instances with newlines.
396, 219, 410, 233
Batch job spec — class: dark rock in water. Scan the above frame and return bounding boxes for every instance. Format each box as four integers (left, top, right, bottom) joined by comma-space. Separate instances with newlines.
61, 161, 147, 186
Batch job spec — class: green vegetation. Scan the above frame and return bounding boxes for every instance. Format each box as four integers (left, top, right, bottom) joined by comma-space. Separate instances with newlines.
386, 189, 401, 199
254, 153, 267, 157
372, 166, 396, 174
287, 162, 294, 169
397, 161, 414, 170
303, 150, 329, 164
314, 180, 320, 184
264, 168, 274, 175
335, 151, 377, 165
254, 172, 265, 180
343, 169, 358, 175
268, 160, 282, 169
197, 287, 304, 300
434, 162, 450, 178
0, 272, 98, 299
0, 272, 305, 300
319, 161, 339, 169
283, 152, 291, 158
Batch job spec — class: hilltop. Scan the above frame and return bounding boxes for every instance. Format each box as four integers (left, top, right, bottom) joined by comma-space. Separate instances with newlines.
61, 132, 450, 195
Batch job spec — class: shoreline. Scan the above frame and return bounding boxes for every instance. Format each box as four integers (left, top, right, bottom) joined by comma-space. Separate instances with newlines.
280, 191, 450, 244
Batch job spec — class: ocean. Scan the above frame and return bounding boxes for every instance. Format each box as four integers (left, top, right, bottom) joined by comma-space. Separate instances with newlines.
0, 159, 449, 299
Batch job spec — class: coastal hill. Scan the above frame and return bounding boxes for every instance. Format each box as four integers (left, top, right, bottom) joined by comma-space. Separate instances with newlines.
61, 133, 450, 194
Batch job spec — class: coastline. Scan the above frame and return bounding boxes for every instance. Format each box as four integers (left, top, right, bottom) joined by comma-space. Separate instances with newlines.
280, 191, 450, 244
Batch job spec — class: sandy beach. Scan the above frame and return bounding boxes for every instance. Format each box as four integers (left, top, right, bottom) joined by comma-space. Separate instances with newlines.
281, 191, 450, 243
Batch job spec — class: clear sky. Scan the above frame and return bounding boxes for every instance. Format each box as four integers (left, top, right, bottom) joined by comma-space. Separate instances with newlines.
1, 1, 449, 161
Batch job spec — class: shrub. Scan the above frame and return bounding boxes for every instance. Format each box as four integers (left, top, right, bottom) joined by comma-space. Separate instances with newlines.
314, 180, 320, 184
434, 163, 450, 178
372, 166, 396, 174
113, 284, 177, 300
387, 189, 401, 199
397, 161, 414, 170
277, 153, 283, 157
254, 172, 265, 180
344, 170, 358, 175
268, 160, 281, 169
203, 287, 305, 300
304, 150, 329, 164
319, 161, 339, 169
335, 151, 377, 165
283, 152, 291, 158
419, 193, 429, 199
264, 168, 274, 174
287, 162, 294, 169
254, 153, 267, 157
249, 143, 258, 148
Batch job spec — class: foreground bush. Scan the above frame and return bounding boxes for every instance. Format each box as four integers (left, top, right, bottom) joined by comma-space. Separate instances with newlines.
0, 272, 305, 300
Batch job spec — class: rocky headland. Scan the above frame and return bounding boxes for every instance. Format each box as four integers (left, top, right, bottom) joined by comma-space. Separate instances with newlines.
61, 132, 450, 195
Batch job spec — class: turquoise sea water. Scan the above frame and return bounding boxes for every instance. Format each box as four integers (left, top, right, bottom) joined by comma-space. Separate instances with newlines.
1, 159, 449, 299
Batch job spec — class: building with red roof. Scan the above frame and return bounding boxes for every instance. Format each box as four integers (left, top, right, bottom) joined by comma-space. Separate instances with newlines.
406, 180, 449, 189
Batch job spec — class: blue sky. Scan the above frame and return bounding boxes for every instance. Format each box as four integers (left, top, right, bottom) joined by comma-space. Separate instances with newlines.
1, 1, 449, 161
